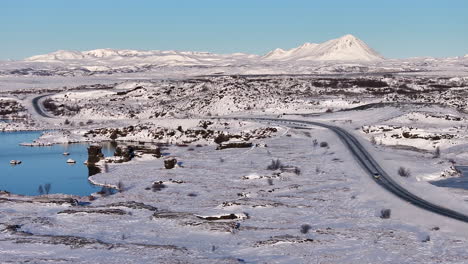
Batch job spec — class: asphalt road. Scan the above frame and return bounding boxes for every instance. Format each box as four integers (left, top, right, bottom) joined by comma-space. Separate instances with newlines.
252, 117, 468, 224
31, 94, 53, 118
28, 94, 468, 223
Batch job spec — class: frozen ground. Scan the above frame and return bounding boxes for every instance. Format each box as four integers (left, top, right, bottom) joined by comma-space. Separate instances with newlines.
3, 125, 468, 263
0, 50, 468, 262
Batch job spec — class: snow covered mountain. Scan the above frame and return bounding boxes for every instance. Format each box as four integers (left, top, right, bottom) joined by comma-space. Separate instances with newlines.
25, 48, 258, 67
25, 35, 382, 65
263, 34, 384, 61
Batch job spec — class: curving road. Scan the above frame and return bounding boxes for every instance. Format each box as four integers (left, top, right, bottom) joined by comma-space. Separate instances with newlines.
31, 94, 53, 118
29, 92, 468, 223
249, 117, 468, 223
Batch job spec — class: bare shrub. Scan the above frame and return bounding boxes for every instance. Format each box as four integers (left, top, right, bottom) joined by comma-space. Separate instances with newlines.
398, 167, 411, 177
117, 181, 124, 192
267, 178, 274, 186
44, 183, 51, 194
380, 209, 391, 219
312, 139, 318, 148
267, 159, 282, 170
294, 167, 301, 175
300, 224, 312, 234
38, 185, 44, 195
433, 146, 440, 158
370, 136, 377, 145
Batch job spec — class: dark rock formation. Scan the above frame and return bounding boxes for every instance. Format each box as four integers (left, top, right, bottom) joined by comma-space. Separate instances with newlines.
164, 158, 177, 169
113, 146, 135, 162
216, 142, 253, 150
87, 145, 103, 165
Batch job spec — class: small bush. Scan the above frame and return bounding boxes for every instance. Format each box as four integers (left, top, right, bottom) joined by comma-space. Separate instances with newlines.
312, 139, 318, 148
380, 209, 391, 219
433, 146, 440, 158
152, 181, 166, 192
267, 178, 274, 186
380, 209, 392, 219
110, 131, 118, 141
300, 224, 312, 234
267, 159, 283, 170
319, 142, 329, 148
44, 183, 51, 194
117, 181, 124, 192
325, 108, 333, 113
64, 119, 70, 125
294, 167, 301, 175
38, 185, 44, 195
398, 167, 411, 177
422, 235, 430, 242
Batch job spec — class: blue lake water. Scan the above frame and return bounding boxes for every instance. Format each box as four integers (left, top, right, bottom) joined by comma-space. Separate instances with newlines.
0, 131, 115, 196
430, 166, 468, 190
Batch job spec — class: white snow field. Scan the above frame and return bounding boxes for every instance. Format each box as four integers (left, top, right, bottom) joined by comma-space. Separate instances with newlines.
0, 35, 468, 263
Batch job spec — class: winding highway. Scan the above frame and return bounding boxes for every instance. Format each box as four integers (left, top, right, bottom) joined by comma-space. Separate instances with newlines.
30, 93, 468, 223
31, 94, 53, 118
249, 117, 468, 223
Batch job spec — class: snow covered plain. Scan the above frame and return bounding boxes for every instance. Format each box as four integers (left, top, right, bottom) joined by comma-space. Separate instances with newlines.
1, 36, 468, 262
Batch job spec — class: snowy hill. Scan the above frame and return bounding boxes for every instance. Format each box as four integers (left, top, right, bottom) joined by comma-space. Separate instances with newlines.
25, 48, 257, 66
263, 34, 384, 61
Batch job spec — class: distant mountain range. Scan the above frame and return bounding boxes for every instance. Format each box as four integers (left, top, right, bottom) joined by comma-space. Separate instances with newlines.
263, 34, 383, 61
25, 34, 383, 64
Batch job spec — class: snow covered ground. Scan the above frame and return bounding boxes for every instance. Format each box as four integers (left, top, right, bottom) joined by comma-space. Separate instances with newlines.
1, 45, 468, 262
3, 125, 468, 263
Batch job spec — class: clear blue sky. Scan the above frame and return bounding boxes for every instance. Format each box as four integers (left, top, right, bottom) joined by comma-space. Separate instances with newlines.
1, 0, 467, 60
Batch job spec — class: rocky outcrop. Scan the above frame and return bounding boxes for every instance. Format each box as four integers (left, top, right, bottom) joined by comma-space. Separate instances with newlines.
216, 141, 253, 150
164, 158, 177, 169
113, 146, 135, 162
87, 145, 103, 165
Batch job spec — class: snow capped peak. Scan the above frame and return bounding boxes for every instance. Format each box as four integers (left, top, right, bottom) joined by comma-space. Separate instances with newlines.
263, 48, 286, 59
84, 48, 121, 58
263, 34, 384, 61
338, 34, 358, 41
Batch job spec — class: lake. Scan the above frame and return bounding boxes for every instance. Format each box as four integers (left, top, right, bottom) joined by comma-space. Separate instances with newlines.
430, 166, 468, 190
0, 131, 115, 196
